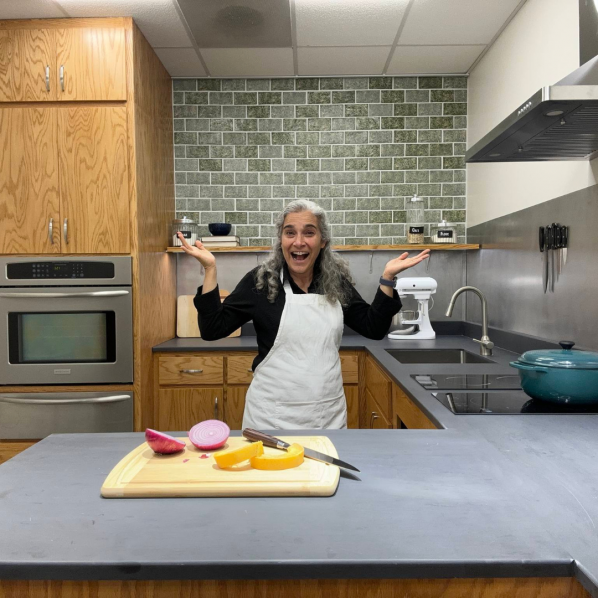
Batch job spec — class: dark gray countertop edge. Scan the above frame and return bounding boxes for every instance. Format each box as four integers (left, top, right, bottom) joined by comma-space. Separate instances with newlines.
0, 559, 575, 582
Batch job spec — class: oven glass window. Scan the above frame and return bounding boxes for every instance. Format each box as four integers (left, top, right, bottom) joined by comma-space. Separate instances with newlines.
8, 312, 116, 363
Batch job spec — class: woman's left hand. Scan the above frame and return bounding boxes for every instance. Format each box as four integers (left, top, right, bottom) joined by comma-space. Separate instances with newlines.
382, 249, 430, 280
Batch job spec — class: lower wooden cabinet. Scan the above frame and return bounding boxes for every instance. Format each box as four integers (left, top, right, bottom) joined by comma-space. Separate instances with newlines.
0, 441, 36, 464
156, 387, 222, 431
364, 387, 392, 429
344, 385, 359, 429
392, 383, 437, 430
225, 385, 248, 430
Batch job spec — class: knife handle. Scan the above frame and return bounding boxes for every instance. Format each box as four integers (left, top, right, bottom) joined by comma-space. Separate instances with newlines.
242, 428, 290, 450
539, 226, 545, 252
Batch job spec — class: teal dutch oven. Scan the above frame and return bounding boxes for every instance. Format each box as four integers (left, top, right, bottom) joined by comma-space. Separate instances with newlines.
510, 341, 598, 404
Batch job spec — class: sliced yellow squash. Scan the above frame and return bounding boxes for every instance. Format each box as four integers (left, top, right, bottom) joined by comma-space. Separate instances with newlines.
250, 443, 304, 471
214, 441, 263, 469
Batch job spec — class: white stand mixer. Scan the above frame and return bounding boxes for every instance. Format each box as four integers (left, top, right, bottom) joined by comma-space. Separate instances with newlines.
388, 277, 437, 340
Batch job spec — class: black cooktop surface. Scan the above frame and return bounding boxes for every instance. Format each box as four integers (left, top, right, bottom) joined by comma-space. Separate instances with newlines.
414, 374, 521, 390
433, 391, 598, 414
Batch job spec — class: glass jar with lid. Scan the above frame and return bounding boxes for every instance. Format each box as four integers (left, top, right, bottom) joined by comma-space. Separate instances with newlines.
430, 219, 457, 244
171, 217, 199, 247
406, 194, 425, 244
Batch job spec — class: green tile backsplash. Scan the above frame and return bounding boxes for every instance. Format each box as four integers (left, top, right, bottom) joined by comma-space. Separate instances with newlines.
173, 76, 467, 245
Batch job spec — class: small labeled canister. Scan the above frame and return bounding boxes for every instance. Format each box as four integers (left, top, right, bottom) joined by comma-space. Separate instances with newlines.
430, 220, 457, 243
171, 217, 199, 247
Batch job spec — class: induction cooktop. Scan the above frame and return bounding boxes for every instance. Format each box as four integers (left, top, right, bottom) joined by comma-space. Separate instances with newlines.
413, 374, 521, 390
433, 391, 598, 414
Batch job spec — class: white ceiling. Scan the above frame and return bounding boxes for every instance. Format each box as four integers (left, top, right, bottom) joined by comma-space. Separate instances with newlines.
0, 0, 528, 78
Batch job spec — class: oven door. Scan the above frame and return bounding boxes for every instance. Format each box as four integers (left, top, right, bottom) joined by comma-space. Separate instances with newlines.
0, 287, 133, 385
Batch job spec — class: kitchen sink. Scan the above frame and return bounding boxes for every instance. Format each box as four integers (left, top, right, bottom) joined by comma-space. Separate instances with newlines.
385, 349, 495, 364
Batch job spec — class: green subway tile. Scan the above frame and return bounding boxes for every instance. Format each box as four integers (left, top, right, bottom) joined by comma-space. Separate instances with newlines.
321, 131, 344, 144
234, 92, 258, 105
186, 198, 210, 210
296, 105, 319, 118
345, 104, 368, 117
247, 159, 272, 172
296, 185, 320, 198
369, 104, 393, 117
394, 103, 418, 116
393, 77, 417, 89
381, 197, 404, 210
272, 185, 295, 198
272, 79, 295, 91
369, 77, 392, 89
308, 91, 331, 104
442, 183, 466, 196
343, 77, 368, 89
222, 132, 247, 145
210, 119, 234, 131
258, 92, 282, 104
344, 210, 369, 223
331, 117, 355, 130
332, 91, 355, 104
381, 171, 404, 183
369, 157, 392, 170
405, 90, 430, 103
260, 198, 284, 211
235, 172, 259, 184
334, 197, 357, 210
283, 118, 307, 131
200, 211, 225, 223
356, 90, 380, 103
198, 159, 222, 171
185, 91, 209, 105
406, 144, 429, 156
320, 77, 343, 90
308, 118, 331, 131
225, 211, 248, 224
406, 171, 429, 183
209, 92, 233, 104
455, 90, 467, 102
174, 79, 197, 91
321, 105, 344, 117
235, 145, 258, 158
429, 143, 453, 156
418, 130, 442, 143
332, 224, 357, 237
394, 130, 417, 143
175, 172, 187, 184
369, 185, 393, 197
174, 119, 185, 131
197, 106, 221, 118
405, 117, 429, 129
247, 186, 271, 199
309, 145, 332, 158
444, 103, 467, 116
443, 129, 466, 142
271, 106, 294, 118
454, 116, 467, 129
187, 146, 210, 158
345, 184, 368, 196
393, 183, 417, 196
418, 183, 441, 195
430, 117, 454, 129
429, 170, 453, 183
321, 185, 344, 198
234, 119, 258, 131
248, 211, 272, 224
429, 197, 453, 209
356, 171, 380, 183
285, 173, 307, 185
442, 210, 466, 221
285, 145, 307, 158
175, 105, 198, 118
297, 159, 320, 171
176, 184, 199, 198
187, 172, 210, 184
334, 172, 356, 184
174, 132, 197, 144
418, 157, 442, 169
296, 132, 320, 145
356, 117, 380, 130
355, 224, 380, 237
381, 117, 405, 129
431, 90, 454, 103
197, 80, 220, 91
418, 103, 442, 116
212, 198, 236, 210
258, 118, 282, 131
345, 158, 368, 170
394, 157, 417, 170
453, 170, 466, 182
247, 79, 269, 91
356, 144, 380, 157
259, 145, 282, 158
443, 76, 467, 89
222, 79, 245, 91
197, 132, 222, 145
283, 91, 307, 104
379, 225, 403, 237
309, 172, 332, 184
381, 90, 405, 103
247, 106, 270, 118
296, 78, 319, 90
175, 158, 198, 171
334, 145, 356, 157
369, 210, 392, 223
419, 77, 442, 89
453, 197, 466, 208
247, 132, 270, 145
343, 237, 368, 245
272, 132, 295, 144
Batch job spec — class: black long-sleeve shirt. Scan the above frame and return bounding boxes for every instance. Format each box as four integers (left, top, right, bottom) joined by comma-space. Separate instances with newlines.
194, 265, 401, 371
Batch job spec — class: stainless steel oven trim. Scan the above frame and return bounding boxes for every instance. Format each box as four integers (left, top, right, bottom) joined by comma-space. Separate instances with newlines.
0, 394, 131, 405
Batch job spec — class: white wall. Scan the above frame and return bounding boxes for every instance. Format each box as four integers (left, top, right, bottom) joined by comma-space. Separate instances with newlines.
466, 0, 598, 227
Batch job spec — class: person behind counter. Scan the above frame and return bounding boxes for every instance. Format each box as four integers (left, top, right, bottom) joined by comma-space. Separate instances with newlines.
177, 199, 429, 430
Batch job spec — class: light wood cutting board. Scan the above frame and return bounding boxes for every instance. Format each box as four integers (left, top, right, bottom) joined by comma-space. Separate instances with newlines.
176, 292, 240, 338
101, 436, 340, 498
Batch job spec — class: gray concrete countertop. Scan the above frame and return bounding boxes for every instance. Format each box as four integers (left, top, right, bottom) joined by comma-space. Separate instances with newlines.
3, 334, 598, 597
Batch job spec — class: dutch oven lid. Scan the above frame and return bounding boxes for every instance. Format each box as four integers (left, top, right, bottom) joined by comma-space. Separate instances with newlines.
519, 341, 598, 370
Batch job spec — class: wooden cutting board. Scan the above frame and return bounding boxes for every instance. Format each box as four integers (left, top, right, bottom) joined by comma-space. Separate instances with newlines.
176, 292, 240, 338
101, 436, 340, 498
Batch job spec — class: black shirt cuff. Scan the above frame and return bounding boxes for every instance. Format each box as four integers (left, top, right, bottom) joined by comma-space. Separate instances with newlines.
194, 284, 221, 314
370, 287, 402, 317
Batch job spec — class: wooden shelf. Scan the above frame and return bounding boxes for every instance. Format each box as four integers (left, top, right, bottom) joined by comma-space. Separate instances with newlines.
166, 244, 479, 253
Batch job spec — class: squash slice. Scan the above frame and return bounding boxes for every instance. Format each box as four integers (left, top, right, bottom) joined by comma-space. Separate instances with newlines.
214, 441, 263, 469
250, 443, 304, 471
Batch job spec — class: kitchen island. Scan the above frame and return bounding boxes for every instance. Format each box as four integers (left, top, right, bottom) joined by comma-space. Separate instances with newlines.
3, 334, 598, 598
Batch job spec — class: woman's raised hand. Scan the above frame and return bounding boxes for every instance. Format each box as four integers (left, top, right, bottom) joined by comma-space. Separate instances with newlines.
383, 249, 430, 279
177, 232, 216, 270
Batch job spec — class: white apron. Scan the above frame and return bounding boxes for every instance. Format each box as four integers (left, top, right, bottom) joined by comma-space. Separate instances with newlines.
242, 274, 347, 430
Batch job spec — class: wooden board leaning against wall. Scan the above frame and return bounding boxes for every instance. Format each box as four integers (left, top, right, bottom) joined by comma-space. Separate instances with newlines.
0, 18, 176, 461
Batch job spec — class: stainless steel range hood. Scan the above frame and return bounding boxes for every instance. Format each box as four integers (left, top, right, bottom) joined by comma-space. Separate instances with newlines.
466, 0, 598, 164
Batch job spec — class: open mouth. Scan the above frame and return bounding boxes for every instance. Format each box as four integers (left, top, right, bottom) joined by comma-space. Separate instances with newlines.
291, 251, 309, 262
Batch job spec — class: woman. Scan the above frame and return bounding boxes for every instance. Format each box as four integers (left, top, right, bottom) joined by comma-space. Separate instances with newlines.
177, 200, 429, 430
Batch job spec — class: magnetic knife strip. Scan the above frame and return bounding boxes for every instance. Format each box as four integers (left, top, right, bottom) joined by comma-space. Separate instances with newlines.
539, 224, 568, 294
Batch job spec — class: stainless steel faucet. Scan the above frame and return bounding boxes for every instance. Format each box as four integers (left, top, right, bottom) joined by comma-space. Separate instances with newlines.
445, 286, 494, 356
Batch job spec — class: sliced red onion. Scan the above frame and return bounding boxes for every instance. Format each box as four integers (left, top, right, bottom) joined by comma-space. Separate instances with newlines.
188, 420, 230, 450
145, 428, 186, 454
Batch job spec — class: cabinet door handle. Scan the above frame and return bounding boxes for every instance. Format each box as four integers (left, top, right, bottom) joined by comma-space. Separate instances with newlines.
48, 218, 53, 244
247, 368, 253, 373
179, 369, 203, 374
214, 396, 219, 419
63, 218, 68, 244
59, 65, 64, 91
370, 411, 379, 428
45, 65, 50, 91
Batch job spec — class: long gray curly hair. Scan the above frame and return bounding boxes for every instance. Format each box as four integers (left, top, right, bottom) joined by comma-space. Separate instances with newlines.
255, 200, 354, 305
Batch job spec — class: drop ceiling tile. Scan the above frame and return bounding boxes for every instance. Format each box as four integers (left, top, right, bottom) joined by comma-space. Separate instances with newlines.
387, 45, 486, 74
154, 48, 206, 77
55, 0, 193, 48
399, 0, 524, 45
201, 48, 294, 77
177, 0, 292, 48
298, 46, 390, 76
0, 0, 66, 19
295, 0, 409, 47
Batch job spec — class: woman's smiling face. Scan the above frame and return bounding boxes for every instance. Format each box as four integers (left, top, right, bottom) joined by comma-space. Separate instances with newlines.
281, 211, 326, 278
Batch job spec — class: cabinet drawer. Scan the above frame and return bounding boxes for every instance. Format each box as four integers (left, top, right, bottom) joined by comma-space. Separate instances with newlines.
227, 354, 257, 384
158, 355, 223, 386
340, 352, 359, 384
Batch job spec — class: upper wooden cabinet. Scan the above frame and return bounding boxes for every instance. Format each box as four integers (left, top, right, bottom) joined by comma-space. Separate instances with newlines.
0, 22, 126, 103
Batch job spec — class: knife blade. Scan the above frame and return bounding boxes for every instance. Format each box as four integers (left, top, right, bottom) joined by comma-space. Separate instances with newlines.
545, 224, 552, 293
550, 223, 556, 292
539, 226, 547, 293
554, 224, 562, 281
562, 225, 568, 268
242, 428, 360, 472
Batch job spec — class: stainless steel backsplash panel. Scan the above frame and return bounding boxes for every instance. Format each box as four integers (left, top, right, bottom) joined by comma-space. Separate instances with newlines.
467, 185, 598, 350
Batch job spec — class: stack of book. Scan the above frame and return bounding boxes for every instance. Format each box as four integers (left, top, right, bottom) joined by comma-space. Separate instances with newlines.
199, 235, 240, 248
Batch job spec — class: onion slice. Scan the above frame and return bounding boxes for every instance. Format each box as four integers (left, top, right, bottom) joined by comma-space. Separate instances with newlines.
188, 420, 230, 450
145, 429, 186, 454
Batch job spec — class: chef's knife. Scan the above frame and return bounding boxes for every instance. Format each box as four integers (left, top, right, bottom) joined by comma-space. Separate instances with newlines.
539, 226, 547, 293
545, 224, 552, 293
555, 224, 562, 281
562, 226, 568, 268
242, 428, 360, 472
551, 223, 557, 292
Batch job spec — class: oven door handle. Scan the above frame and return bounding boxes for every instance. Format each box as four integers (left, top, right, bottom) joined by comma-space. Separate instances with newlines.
0, 291, 130, 298
0, 395, 131, 405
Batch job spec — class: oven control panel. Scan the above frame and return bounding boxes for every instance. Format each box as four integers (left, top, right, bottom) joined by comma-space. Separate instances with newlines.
7, 261, 115, 279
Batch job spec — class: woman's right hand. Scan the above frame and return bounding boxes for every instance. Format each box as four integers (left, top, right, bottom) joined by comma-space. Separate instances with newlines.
177, 232, 216, 270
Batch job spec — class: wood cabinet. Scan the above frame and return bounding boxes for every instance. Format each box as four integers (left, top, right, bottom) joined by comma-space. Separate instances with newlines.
0, 441, 36, 464
157, 387, 222, 432
365, 387, 392, 429
158, 354, 224, 386
364, 355, 392, 428
392, 383, 437, 430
